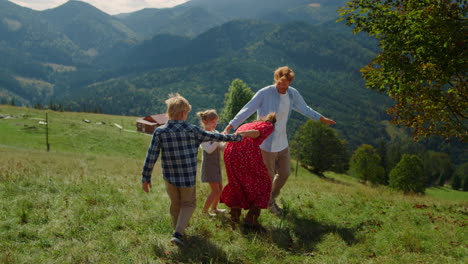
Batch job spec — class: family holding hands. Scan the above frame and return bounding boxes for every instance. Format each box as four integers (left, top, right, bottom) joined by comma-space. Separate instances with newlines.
141, 66, 336, 246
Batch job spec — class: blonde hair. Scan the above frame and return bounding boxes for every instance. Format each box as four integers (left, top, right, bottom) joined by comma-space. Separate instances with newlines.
197, 109, 219, 127
273, 66, 295, 84
260, 112, 277, 124
165, 93, 192, 119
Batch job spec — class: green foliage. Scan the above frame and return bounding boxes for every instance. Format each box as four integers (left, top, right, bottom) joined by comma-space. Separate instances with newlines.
292, 120, 348, 175
452, 162, 468, 191
338, 0, 468, 140
452, 174, 461, 191
376, 139, 390, 177
383, 127, 428, 170
421, 151, 454, 187
349, 144, 386, 185
219, 78, 254, 125
389, 154, 426, 194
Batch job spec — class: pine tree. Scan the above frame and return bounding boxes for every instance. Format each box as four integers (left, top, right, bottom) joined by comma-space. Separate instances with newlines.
376, 139, 389, 182
220, 79, 254, 125
451, 174, 461, 191
421, 151, 454, 187
453, 163, 468, 192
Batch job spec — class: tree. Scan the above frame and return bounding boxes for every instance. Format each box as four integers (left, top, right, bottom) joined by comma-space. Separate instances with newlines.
338, 0, 467, 141
421, 151, 454, 186
452, 174, 461, 190
349, 144, 386, 185
376, 139, 390, 178
220, 79, 255, 125
452, 162, 468, 191
389, 154, 426, 194
385, 135, 426, 171
292, 120, 348, 176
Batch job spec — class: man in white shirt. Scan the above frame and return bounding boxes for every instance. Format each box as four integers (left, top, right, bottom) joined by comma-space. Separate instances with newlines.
223, 66, 336, 216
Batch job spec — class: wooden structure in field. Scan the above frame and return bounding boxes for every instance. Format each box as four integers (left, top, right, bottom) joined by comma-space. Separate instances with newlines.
136, 113, 168, 134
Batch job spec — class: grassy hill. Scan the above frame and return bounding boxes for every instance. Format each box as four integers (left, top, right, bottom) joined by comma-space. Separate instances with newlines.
0, 105, 466, 263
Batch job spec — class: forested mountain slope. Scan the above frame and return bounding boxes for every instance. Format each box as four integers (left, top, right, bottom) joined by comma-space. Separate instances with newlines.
68, 20, 390, 149
0, 0, 463, 161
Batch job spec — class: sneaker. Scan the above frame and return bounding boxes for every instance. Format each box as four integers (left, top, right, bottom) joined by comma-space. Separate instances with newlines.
201, 210, 217, 217
212, 208, 227, 214
170, 232, 184, 246
268, 201, 282, 216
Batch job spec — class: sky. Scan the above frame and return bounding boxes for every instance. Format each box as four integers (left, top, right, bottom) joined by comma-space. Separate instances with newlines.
8, 0, 191, 15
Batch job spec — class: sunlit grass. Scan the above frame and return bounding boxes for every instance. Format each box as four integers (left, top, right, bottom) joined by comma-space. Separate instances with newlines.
1, 105, 467, 263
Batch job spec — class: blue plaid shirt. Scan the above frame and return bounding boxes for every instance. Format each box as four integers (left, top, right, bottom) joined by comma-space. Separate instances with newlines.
141, 120, 242, 187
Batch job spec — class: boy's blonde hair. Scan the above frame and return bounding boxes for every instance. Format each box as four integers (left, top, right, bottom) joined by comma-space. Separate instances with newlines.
165, 93, 192, 119
197, 109, 219, 125
273, 66, 295, 84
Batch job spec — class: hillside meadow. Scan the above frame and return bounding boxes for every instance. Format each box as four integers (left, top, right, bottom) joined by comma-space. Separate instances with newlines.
0, 105, 467, 264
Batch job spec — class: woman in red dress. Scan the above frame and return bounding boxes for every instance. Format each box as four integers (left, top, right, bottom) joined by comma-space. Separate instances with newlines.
220, 113, 276, 227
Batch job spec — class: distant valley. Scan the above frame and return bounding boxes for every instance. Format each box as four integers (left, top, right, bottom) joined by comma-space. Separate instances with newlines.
0, 0, 464, 162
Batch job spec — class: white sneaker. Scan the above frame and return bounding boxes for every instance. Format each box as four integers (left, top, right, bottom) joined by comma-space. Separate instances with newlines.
170, 232, 185, 246
268, 201, 282, 216
201, 210, 216, 217
212, 208, 227, 214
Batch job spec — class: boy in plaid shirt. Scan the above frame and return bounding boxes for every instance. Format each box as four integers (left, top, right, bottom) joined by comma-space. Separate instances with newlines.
141, 93, 242, 246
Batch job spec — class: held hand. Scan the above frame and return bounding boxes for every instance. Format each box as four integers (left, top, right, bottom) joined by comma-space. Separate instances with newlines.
223, 124, 233, 134
143, 181, 152, 193
238, 130, 260, 139
320, 116, 336, 125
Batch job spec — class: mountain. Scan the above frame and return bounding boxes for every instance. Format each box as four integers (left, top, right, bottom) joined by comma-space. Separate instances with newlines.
0, 0, 392, 149
119, 6, 224, 38
0, 0, 83, 105
67, 20, 391, 150
118, 0, 346, 39
0, 1, 81, 65
123, 20, 278, 70
182, 0, 341, 22
0, 0, 463, 162
40, 0, 139, 56
0, 0, 143, 104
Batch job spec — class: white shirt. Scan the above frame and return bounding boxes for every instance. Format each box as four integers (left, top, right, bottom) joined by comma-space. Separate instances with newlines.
200, 130, 225, 153
270, 93, 290, 152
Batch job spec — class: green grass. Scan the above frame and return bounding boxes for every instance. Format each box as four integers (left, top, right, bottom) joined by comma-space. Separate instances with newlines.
0, 105, 149, 158
425, 187, 468, 202
1, 105, 467, 263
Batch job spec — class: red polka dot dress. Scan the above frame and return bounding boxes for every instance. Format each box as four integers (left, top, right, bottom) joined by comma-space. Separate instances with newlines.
220, 121, 274, 209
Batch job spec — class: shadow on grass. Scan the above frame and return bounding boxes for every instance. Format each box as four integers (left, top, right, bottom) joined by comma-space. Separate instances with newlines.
432, 186, 449, 191
270, 209, 361, 252
227, 207, 361, 253
157, 235, 242, 264
320, 176, 353, 187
